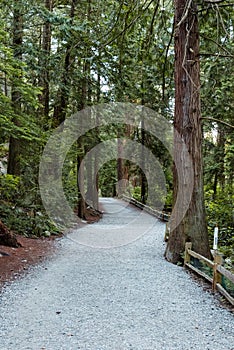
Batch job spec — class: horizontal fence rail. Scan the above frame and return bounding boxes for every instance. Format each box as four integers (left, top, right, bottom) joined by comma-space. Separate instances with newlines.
120, 195, 170, 222
184, 242, 234, 306
120, 197, 234, 306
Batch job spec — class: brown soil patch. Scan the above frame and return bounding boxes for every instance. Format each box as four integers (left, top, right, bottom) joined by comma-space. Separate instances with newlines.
0, 234, 60, 288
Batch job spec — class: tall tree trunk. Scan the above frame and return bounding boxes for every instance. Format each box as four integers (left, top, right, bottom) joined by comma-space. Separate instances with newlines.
77, 145, 86, 220
76, 0, 91, 219
53, 0, 76, 125
39, 0, 53, 119
7, 3, 23, 175
93, 64, 101, 210
165, 0, 211, 263
117, 138, 124, 197
140, 132, 147, 204
140, 94, 147, 204
84, 15, 93, 208
77, 77, 86, 219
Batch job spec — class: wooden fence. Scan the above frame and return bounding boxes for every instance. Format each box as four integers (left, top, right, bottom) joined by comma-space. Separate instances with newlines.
120, 196, 234, 306
184, 242, 234, 306
121, 195, 170, 222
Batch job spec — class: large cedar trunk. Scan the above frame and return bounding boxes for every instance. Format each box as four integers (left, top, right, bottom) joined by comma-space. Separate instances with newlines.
165, 0, 211, 263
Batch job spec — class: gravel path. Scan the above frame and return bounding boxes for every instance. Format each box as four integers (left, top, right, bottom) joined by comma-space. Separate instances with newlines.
0, 198, 233, 350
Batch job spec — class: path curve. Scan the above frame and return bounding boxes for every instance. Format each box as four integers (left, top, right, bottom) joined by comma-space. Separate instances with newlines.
0, 198, 233, 350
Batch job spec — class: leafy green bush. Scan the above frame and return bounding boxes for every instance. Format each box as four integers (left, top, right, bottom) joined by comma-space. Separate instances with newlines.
205, 187, 234, 263
131, 186, 141, 201
0, 174, 20, 201
0, 201, 60, 237
0, 173, 60, 237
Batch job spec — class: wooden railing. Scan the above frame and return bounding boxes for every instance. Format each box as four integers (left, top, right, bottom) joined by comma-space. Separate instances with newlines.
120, 196, 234, 305
121, 195, 170, 222
184, 242, 234, 306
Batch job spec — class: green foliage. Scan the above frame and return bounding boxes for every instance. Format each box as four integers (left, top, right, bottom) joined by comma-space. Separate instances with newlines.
206, 188, 233, 227
0, 200, 60, 237
99, 160, 117, 197
205, 186, 234, 263
62, 148, 78, 209
132, 186, 141, 201
0, 174, 20, 201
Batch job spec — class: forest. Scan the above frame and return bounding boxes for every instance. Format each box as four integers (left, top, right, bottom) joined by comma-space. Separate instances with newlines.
0, 1, 233, 265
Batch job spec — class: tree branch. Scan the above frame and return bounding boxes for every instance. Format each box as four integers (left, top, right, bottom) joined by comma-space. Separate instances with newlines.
200, 53, 234, 58
101, 0, 155, 47
204, 0, 228, 3
201, 117, 234, 129
162, 20, 175, 101
215, 3, 234, 7
96, 0, 125, 42
200, 34, 233, 57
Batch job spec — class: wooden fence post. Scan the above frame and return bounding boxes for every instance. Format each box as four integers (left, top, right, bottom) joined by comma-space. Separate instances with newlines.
212, 254, 222, 291
184, 242, 192, 266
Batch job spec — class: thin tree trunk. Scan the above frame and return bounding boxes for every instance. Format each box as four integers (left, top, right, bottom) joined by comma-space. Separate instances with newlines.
77, 75, 86, 219
213, 172, 218, 199
7, 4, 23, 175
39, 0, 53, 119
93, 64, 101, 210
53, 0, 76, 125
76, 0, 92, 219
117, 138, 124, 197
165, 0, 211, 263
84, 7, 93, 208
85, 149, 93, 206
140, 96, 147, 204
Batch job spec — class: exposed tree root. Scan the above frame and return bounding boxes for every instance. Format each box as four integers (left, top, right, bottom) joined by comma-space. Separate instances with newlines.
0, 220, 22, 248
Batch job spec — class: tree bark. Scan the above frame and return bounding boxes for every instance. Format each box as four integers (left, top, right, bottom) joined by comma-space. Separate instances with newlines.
141, 113, 147, 204
165, 0, 211, 263
77, 148, 86, 220
39, 0, 53, 119
53, 0, 76, 125
7, 3, 23, 176
93, 66, 101, 211
76, 0, 92, 219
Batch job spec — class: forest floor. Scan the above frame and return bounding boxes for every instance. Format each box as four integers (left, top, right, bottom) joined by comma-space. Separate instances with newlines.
0, 207, 102, 287
0, 234, 60, 286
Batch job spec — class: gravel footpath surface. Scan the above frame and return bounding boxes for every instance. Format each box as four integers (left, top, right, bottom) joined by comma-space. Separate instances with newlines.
0, 198, 233, 350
